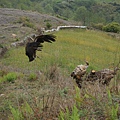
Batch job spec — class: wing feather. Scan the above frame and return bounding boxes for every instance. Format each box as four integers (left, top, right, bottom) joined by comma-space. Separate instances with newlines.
34, 34, 56, 43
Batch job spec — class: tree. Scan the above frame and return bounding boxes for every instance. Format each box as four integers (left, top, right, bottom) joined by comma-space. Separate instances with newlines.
44, 4, 54, 15
74, 6, 88, 25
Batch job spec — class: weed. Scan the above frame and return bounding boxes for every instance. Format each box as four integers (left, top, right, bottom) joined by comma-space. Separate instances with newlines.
59, 87, 68, 97
9, 105, 23, 120
28, 73, 37, 81
103, 89, 119, 120
46, 22, 52, 29
9, 94, 58, 120
3, 72, 17, 82
44, 64, 60, 81
59, 105, 79, 120
0, 77, 4, 83
17, 16, 30, 23
0, 70, 7, 77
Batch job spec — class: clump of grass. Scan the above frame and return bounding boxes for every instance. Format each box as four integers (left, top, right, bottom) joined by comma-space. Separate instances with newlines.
104, 89, 119, 120
0, 70, 7, 77
17, 16, 30, 23
44, 64, 60, 81
22, 21, 34, 28
59, 105, 80, 120
9, 105, 23, 120
28, 73, 37, 81
0, 77, 4, 83
59, 87, 68, 97
3, 72, 17, 82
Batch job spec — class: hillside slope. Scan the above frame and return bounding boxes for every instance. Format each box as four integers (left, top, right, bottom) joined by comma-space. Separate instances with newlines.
0, 8, 74, 45
0, 8, 73, 26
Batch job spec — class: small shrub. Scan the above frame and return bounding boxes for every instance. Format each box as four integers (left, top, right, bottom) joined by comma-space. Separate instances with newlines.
23, 21, 34, 28
92, 23, 104, 30
46, 22, 52, 29
28, 73, 37, 81
17, 16, 30, 23
103, 22, 120, 33
3, 72, 17, 82
0, 44, 3, 48
0, 46, 8, 57
56, 14, 68, 20
16, 16, 34, 28
15, 38, 20, 41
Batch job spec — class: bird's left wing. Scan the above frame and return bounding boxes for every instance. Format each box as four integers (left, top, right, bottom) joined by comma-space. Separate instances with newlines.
34, 34, 56, 43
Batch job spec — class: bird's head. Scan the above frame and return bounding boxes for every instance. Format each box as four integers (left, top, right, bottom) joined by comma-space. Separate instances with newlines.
91, 70, 96, 75
85, 61, 89, 66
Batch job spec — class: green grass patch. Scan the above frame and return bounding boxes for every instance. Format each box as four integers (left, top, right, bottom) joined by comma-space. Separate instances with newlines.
27, 73, 37, 81
1, 29, 120, 74
3, 72, 17, 82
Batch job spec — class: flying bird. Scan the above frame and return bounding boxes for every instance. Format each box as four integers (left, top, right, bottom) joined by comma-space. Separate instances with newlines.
25, 34, 56, 62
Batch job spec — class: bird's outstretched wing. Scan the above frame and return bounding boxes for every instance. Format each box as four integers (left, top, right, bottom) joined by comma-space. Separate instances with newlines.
25, 34, 56, 62
34, 34, 56, 43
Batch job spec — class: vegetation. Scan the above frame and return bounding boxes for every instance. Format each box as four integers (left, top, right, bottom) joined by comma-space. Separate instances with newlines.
16, 16, 35, 29
1, 29, 120, 71
28, 73, 37, 81
3, 72, 17, 82
0, 29, 120, 119
103, 22, 120, 33
0, 0, 120, 26
46, 22, 52, 29
0, 0, 120, 118
59, 88, 119, 120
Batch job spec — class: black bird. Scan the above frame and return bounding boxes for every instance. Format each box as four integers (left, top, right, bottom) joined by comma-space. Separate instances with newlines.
25, 34, 56, 62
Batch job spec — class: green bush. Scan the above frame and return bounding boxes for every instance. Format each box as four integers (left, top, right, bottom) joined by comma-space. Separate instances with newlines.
102, 22, 120, 33
3, 72, 17, 82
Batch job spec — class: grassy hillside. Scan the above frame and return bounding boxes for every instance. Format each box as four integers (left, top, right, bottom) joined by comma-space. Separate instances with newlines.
1, 29, 120, 73
0, 29, 120, 119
